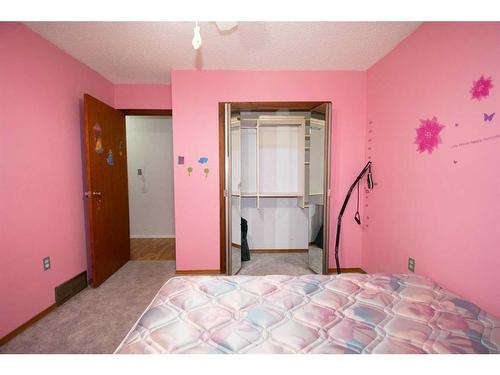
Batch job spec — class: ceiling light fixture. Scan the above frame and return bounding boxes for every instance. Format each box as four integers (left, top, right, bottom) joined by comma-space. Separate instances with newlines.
192, 21, 202, 50
215, 22, 238, 32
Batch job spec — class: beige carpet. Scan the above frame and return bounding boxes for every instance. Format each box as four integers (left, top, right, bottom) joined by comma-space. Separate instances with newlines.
238, 252, 314, 276
1, 253, 312, 354
0, 261, 176, 354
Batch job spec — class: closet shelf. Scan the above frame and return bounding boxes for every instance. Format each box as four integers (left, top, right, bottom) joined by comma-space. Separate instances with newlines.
310, 118, 326, 128
233, 192, 303, 198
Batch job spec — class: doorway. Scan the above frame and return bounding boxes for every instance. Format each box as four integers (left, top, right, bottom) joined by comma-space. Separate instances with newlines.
125, 115, 176, 261
83, 94, 175, 286
219, 102, 332, 276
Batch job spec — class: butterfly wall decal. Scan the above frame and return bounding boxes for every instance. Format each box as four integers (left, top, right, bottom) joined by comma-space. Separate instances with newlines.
484, 112, 495, 122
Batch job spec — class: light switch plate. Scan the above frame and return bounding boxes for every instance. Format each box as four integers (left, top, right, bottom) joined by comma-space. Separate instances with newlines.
43, 256, 51, 271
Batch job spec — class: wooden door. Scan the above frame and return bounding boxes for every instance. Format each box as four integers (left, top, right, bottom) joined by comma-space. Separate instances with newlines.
84, 94, 130, 287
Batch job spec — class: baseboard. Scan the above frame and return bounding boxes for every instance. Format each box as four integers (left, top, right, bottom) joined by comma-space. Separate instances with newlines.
130, 235, 175, 239
251, 249, 308, 253
0, 303, 57, 346
231, 244, 307, 253
175, 269, 221, 275
328, 267, 367, 274
175, 267, 365, 276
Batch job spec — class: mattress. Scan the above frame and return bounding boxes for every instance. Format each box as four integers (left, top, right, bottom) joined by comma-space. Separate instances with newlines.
115, 273, 500, 354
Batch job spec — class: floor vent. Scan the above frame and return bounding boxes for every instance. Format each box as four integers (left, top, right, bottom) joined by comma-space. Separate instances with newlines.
55, 271, 88, 305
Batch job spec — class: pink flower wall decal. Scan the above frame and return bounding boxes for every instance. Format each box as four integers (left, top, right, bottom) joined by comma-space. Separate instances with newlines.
415, 117, 445, 154
470, 75, 493, 100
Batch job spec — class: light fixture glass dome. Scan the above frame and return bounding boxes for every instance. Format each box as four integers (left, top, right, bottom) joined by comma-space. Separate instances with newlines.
192, 22, 202, 50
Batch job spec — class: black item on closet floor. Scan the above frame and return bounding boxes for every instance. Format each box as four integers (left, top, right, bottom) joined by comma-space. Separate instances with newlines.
314, 225, 323, 249
241, 217, 251, 261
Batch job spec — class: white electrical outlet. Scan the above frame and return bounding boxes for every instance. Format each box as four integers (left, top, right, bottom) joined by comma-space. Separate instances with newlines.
408, 257, 415, 272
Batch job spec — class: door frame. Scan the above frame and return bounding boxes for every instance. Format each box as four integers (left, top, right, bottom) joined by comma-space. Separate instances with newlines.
119, 109, 172, 116
118, 108, 174, 256
85, 106, 173, 286
218, 101, 333, 275
218, 103, 227, 274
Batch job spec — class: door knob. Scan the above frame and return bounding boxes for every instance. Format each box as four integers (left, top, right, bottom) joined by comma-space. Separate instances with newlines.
84, 191, 102, 198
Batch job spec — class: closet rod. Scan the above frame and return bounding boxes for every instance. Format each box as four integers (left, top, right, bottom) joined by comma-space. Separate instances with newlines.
258, 123, 303, 127
239, 192, 302, 197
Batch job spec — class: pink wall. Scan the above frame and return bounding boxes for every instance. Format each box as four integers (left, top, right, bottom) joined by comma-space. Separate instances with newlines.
364, 22, 500, 316
171, 70, 367, 271
114, 83, 172, 109
4, 20, 498, 340
0, 23, 114, 338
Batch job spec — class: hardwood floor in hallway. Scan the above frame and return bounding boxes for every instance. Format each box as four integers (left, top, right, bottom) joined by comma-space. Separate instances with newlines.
130, 238, 176, 260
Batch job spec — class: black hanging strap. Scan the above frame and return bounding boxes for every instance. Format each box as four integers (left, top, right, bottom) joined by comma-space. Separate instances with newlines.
354, 181, 361, 225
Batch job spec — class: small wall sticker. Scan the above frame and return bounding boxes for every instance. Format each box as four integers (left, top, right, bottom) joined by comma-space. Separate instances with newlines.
484, 112, 495, 122
178, 156, 185, 165
187, 166, 193, 176
198, 157, 208, 164
92, 123, 104, 154
106, 149, 114, 166
470, 75, 493, 101
415, 116, 445, 154
203, 167, 210, 177
451, 134, 500, 149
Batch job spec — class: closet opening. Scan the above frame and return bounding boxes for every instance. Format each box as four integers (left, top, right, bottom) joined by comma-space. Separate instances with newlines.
124, 112, 176, 261
219, 102, 332, 275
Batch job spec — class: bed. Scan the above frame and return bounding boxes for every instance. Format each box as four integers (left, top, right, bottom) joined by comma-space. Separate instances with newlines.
114, 273, 500, 354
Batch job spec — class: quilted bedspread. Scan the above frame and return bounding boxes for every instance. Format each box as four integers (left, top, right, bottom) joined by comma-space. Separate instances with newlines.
115, 273, 500, 354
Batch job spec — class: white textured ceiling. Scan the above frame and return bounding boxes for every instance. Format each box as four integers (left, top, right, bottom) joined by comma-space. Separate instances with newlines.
25, 22, 421, 83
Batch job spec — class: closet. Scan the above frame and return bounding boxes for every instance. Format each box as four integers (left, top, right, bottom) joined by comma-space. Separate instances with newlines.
226, 103, 330, 276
